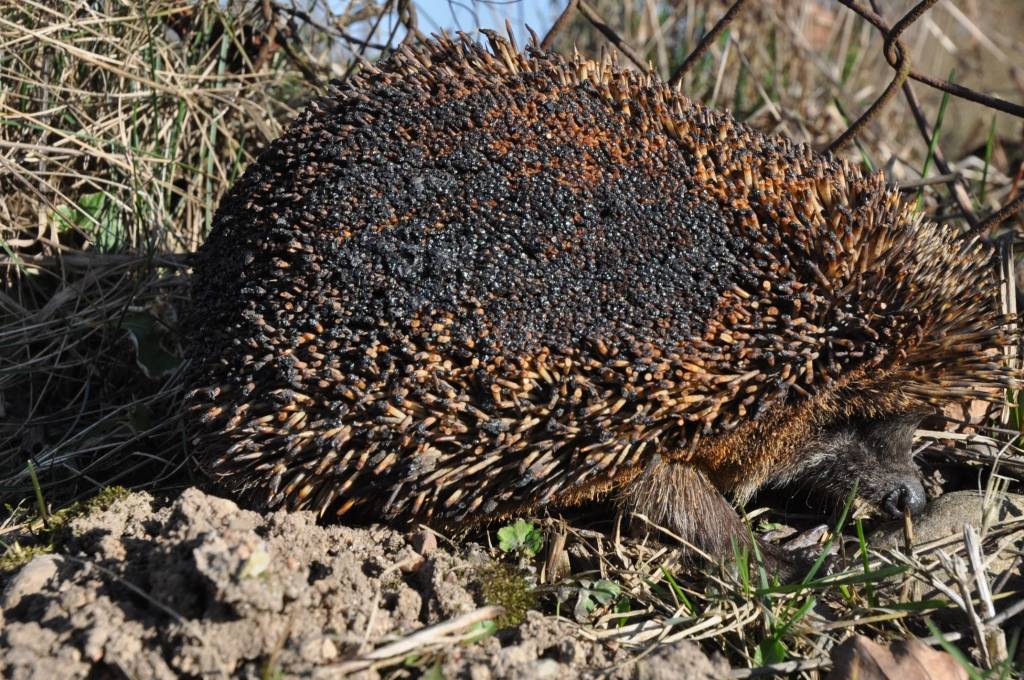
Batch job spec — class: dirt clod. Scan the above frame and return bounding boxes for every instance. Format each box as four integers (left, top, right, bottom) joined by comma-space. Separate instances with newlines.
1, 488, 724, 678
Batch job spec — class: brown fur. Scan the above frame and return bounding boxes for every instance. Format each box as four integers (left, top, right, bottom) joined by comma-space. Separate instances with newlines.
621, 457, 751, 558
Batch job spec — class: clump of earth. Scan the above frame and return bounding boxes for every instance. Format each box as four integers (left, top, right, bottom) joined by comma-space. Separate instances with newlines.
0, 488, 726, 679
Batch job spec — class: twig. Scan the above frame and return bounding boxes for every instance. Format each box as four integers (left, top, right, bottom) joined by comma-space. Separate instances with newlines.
669, 0, 750, 88
398, 0, 423, 47
337, 0, 395, 85
987, 594, 1024, 628
576, 1, 646, 70
964, 524, 1007, 665
900, 82, 979, 228
331, 605, 504, 673
869, 0, 979, 228
1, 252, 190, 269
971, 192, 1024, 236
541, 0, 580, 50
728, 657, 831, 678
253, 0, 280, 72
896, 173, 959, 190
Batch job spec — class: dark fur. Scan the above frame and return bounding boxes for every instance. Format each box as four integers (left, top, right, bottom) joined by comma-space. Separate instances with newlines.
773, 413, 928, 515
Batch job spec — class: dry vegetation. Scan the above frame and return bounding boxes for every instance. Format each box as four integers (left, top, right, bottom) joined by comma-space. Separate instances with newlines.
2, 0, 1023, 677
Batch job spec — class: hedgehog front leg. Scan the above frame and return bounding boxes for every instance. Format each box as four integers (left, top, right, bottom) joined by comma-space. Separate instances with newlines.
621, 455, 794, 577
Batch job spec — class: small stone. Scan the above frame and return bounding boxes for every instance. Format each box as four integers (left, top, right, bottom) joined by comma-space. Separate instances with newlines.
83, 627, 110, 662
238, 544, 271, 579
871, 491, 1024, 575
411, 530, 437, 557
2, 554, 60, 609
531, 658, 562, 678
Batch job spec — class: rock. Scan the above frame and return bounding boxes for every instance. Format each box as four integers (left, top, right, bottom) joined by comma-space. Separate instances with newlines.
872, 491, 1024, 581
827, 634, 968, 680
2, 554, 59, 610
871, 491, 1024, 575
1, 487, 705, 679
637, 639, 730, 680
411, 528, 438, 557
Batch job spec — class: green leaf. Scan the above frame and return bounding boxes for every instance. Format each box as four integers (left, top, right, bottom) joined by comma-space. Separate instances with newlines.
915, 69, 954, 211
575, 591, 595, 619
591, 579, 620, 605
760, 564, 910, 595
925, 619, 984, 680
979, 115, 997, 204
496, 519, 542, 556
421, 662, 445, 679
753, 637, 789, 666
52, 191, 123, 252
462, 620, 497, 645
572, 578, 623, 620
660, 565, 695, 615
119, 311, 181, 379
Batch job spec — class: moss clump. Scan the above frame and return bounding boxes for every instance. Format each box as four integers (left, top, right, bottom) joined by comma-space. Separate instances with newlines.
477, 563, 538, 629
78, 485, 131, 516
43, 485, 132, 534
0, 542, 52, 574
0, 485, 131, 574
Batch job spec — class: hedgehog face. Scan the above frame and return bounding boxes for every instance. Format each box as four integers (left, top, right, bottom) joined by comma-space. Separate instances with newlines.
780, 411, 930, 518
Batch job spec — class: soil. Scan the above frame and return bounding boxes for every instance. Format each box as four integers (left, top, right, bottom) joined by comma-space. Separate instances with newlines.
0, 488, 727, 679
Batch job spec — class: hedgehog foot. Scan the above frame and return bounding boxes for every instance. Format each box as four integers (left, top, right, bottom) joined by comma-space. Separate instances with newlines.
619, 456, 750, 559
620, 455, 806, 581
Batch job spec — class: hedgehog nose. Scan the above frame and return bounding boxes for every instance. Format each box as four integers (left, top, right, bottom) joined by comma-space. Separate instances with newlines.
883, 479, 927, 518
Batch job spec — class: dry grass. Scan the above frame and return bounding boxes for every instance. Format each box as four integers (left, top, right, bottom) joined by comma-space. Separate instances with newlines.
2, 0, 1023, 677
516, 490, 1024, 678
0, 0, 398, 503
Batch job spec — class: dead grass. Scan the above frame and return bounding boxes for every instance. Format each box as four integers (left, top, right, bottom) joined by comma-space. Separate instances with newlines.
2, 0, 1023, 677
520, 492, 1024, 678
0, 0, 397, 503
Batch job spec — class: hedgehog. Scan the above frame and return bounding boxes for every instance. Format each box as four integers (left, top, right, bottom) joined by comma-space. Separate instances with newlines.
186, 33, 1018, 569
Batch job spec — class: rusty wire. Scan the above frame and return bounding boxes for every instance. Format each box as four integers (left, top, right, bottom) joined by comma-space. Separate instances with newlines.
866, 0, 979, 230
837, 0, 1023, 234
516, 0, 1021, 234
826, 0, 937, 153
838, 0, 1024, 120
974, 193, 1024, 236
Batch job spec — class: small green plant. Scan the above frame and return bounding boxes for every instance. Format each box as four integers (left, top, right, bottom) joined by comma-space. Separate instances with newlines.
51, 191, 124, 252
926, 619, 985, 680
564, 578, 622, 621
496, 519, 543, 558
0, 483, 131, 573
81, 486, 131, 515
659, 565, 696, 615
462, 620, 499, 644
478, 563, 538, 629
419, 663, 445, 680
259, 661, 284, 680
915, 69, 955, 211
0, 542, 53, 574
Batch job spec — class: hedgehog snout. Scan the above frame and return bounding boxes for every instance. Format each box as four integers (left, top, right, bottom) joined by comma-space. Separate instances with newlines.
881, 477, 927, 518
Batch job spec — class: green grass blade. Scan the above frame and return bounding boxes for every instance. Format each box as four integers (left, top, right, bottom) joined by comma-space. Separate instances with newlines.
916, 70, 955, 211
